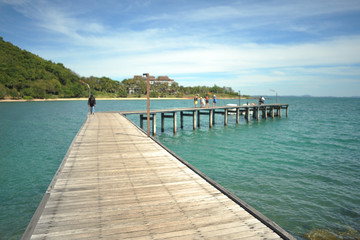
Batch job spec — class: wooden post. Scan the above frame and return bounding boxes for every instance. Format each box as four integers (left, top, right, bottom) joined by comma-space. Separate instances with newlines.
140, 114, 144, 129
209, 110, 213, 128
152, 114, 156, 136
212, 110, 215, 125
224, 109, 228, 126
197, 110, 201, 128
161, 113, 165, 132
286, 106, 289, 117
173, 112, 177, 134
271, 107, 274, 119
246, 107, 250, 123
180, 111, 184, 129
236, 108, 240, 124
279, 107, 282, 118
256, 107, 260, 121
193, 111, 197, 130
264, 107, 268, 120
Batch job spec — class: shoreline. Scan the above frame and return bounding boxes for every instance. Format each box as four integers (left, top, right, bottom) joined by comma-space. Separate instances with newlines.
0, 97, 248, 103
0, 97, 186, 102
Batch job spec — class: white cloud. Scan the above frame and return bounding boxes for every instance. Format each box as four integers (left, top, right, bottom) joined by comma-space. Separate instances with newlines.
2, 0, 360, 96
70, 35, 360, 78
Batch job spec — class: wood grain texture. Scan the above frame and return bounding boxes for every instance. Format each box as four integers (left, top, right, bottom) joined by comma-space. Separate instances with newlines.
24, 113, 291, 240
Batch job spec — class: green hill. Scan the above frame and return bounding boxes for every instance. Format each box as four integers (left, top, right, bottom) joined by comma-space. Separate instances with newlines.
0, 37, 128, 100
0, 37, 85, 99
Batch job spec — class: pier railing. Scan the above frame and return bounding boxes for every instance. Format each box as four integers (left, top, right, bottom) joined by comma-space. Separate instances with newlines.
119, 103, 289, 136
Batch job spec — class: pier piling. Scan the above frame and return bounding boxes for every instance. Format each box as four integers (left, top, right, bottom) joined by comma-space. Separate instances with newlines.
224, 109, 228, 125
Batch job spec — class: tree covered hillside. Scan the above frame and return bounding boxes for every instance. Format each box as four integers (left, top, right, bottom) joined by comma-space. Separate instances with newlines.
0, 37, 84, 99
0, 37, 127, 99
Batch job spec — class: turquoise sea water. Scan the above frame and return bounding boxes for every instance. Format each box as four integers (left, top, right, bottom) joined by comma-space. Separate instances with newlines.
0, 97, 359, 239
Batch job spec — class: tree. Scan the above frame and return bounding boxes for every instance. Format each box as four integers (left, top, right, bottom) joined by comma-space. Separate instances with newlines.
170, 82, 179, 94
30, 80, 46, 98
150, 91, 159, 98
136, 79, 147, 94
210, 85, 222, 94
0, 83, 6, 99
46, 79, 61, 94
117, 86, 128, 98
20, 87, 35, 98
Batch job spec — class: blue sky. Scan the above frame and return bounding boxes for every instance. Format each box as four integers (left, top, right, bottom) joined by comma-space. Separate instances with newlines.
1, 0, 360, 97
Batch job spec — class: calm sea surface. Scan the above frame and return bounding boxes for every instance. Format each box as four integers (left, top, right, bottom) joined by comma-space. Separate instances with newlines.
0, 97, 359, 239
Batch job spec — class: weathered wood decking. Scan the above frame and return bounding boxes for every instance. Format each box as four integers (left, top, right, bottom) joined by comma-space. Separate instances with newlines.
23, 112, 294, 240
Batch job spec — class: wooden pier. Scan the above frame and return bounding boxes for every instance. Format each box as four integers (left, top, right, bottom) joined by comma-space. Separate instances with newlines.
121, 103, 289, 135
23, 112, 294, 240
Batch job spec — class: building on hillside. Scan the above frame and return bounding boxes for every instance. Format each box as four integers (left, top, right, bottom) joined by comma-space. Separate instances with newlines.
127, 75, 176, 94
156, 76, 175, 87
127, 86, 141, 95
133, 75, 143, 80
135, 75, 175, 86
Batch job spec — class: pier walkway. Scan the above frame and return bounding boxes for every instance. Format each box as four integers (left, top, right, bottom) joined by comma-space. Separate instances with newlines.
23, 112, 294, 240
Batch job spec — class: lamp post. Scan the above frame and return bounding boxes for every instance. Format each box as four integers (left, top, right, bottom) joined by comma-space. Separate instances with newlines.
143, 73, 150, 137
270, 89, 278, 103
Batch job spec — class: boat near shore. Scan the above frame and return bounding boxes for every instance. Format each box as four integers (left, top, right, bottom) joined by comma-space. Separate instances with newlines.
226, 104, 237, 115
226, 103, 254, 115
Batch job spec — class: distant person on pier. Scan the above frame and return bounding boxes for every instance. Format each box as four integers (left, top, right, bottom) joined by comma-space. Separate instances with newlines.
205, 95, 210, 107
259, 96, 265, 105
212, 95, 217, 107
194, 95, 198, 108
88, 95, 96, 115
200, 97, 205, 108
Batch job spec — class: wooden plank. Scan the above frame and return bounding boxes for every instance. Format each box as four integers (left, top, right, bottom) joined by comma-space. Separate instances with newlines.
23, 113, 294, 240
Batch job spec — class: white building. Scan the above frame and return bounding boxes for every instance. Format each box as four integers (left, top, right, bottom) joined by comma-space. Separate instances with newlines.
135, 75, 175, 87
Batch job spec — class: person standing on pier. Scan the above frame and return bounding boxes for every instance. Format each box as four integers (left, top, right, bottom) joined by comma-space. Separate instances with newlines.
212, 95, 217, 107
200, 97, 205, 107
194, 94, 198, 108
205, 95, 210, 108
259, 96, 265, 105
88, 95, 96, 115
